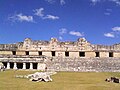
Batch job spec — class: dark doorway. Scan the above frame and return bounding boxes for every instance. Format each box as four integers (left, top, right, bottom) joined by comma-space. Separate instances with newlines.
26, 63, 30, 69
38, 51, 42, 55
12, 51, 16, 55
10, 62, 14, 69
65, 51, 69, 57
17, 63, 23, 69
51, 51, 55, 56
109, 52, 113, 57
2, 62, 7, 68
95, 52, 100, 57
25, 51, 29, 55
33, 63, 37, 69
79, 52, 85, 57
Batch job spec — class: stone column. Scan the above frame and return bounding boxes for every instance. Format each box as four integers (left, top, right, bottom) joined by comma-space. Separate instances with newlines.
23, 63, 26, 69
6, 62, 10, 69
30, 63, 33, 70
13, 62, 17, 69
37, 63, 46, 71
37, 63, 40, 70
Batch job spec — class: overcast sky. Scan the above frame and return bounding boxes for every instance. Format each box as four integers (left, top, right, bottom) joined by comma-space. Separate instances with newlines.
0, 0, 120, 45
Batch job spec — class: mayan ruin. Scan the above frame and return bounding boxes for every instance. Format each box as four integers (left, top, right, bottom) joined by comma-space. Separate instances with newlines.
2, 0, 120, 89
0, 37, 120, 72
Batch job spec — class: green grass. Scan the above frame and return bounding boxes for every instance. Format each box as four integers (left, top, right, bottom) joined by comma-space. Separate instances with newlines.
0, 70, 120, 90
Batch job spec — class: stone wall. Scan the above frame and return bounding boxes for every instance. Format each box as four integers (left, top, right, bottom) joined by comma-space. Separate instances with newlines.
0, 55, 120, 72
46, 57, 120, 72
0, 38, 120, 52
0, 38, 120, 72
0, 44, 18, 51
0, 38, 120, 58
0, 50, 119, 58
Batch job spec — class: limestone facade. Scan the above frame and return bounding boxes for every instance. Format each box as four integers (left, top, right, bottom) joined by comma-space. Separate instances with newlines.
0, 37, 120, 58
0, 37, 120, 71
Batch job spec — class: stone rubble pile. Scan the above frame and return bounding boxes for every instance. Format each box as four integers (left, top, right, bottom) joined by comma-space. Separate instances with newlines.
16, 71, 57, 82
0, 62, 5, 71
105, 77, 120, 83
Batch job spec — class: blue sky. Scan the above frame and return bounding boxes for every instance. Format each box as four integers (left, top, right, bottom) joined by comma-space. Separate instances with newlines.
0, 0, 120, 45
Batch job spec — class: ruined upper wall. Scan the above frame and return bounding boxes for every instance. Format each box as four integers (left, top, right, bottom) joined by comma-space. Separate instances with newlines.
93, 44, 120, 51
17, 38, 94, 51
0, 44, 18, 51
0, 38, 120, 51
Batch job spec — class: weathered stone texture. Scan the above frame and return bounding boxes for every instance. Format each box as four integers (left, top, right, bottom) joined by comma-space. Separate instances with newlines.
0, 38, 120, 58
46, 57, 120, 72
0, 38, 120, 72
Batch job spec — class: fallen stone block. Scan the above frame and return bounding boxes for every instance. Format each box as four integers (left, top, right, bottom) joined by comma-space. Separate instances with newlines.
16, 71, 57, 82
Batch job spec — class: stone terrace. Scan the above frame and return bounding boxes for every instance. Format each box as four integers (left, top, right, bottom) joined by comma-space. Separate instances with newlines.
46, 57, 120, 72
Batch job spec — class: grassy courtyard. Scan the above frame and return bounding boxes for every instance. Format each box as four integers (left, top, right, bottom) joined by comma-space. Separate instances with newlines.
0, 70, 120, 90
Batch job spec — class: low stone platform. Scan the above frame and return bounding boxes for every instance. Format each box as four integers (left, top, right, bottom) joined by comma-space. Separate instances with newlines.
1, 56, 120, 72
46, 57, 120, 72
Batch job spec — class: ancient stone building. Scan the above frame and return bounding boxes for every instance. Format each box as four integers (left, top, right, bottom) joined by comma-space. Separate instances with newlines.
0, 37, 120, 72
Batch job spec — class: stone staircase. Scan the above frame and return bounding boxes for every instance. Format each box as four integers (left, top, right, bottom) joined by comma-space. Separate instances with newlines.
46, 57, 120, 72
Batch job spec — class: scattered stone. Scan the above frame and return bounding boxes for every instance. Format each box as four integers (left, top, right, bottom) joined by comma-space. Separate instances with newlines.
0, 63, 5, 71
16, 71, 57, 82
105, 77, 120, 83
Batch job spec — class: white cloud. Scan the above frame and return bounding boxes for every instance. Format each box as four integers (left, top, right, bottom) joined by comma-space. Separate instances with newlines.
104, 26, 120, 38
45, 0, 55, 4
34, 8, 59, 20
45, 0, 65, 5
104, 12, 111, 15
43, 15, 59, 20
112, 26, 120, 31
17, 14, 33, 22
90, 0, 120, 6
91, 0, 100, 3
60, 0, 65, 5
106, 8, 112, 12
104, 32, 115, 38
91, 0, 101, 5
9, 13, 34, 22
110, 0, 120, 5
34, 8, 44, 17
58, 28, 67, 40
69, 31, 84, 37
104, 8, 112, 15
59, 28, 67, 35
59, 36, 63, 40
